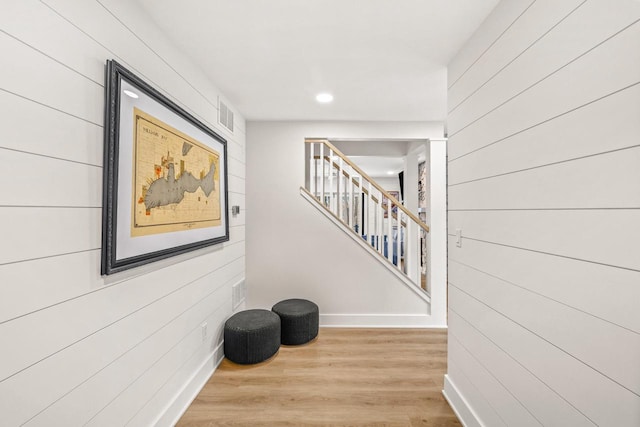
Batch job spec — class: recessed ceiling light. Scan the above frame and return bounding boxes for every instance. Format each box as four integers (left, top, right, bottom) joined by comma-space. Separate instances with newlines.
123, 89, 139, 99
316, 93, 333, 103
387, 171, 394, 175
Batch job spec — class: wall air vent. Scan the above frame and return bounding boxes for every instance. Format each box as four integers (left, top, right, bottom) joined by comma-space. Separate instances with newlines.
218, 98, 234, 133
232, 279, 246, 310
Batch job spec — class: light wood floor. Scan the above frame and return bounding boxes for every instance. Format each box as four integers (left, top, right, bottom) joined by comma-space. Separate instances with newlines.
178, 328, 460, 426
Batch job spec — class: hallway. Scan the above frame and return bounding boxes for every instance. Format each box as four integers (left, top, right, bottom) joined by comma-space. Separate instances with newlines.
178, 328, 459, 426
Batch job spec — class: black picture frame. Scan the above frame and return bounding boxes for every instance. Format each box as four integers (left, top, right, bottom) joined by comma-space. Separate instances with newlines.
101, 60, 229, 275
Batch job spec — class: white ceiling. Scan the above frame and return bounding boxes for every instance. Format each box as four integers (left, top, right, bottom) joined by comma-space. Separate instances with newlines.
136, 0, 499, 122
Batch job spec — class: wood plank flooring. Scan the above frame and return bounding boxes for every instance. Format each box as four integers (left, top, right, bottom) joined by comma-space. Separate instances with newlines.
178, 328, 461, 427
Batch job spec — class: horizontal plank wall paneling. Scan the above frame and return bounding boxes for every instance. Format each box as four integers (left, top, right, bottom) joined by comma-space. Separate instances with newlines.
0, 30, 103, 125
448, 310, 592, 426
448, 82, 640, 185
448, 0, 535, 88
447, 360, 507, 427
446, 0, 640, 426
449, 287, 640, 426
449, 146, 640, 210
448, 0, 585, 113
448, 335, 540, 427
449, 261, 640, 395
0, 90, 103, 166
449, 209, 640, 271
449, 19, 640, 159
0, 0, 246, 425
447, 236, 640, 334
0, 207, 101, 264
448, 0, 640, 122
0, 149, 103, 207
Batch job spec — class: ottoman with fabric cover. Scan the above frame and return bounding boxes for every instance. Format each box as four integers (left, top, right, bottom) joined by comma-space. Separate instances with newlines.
224, 309, 281, 364
271, 299, 319, 345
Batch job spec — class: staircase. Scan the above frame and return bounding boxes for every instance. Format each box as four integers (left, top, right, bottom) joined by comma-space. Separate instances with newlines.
301, 139, 430, 301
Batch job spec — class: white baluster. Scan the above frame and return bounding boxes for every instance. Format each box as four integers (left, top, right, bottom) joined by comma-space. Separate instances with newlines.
373, 184, 377, 249
319, 143, 325, 204
417, 224, 423, 287
338, 157, 343, 220
375, 190, 381, 253
363, 180, 368, 239
396, 212, 401, 270
348, 167, 353, 229
367, 181, 373, 247
407, 220, 417, 282
328, 149, 334, 212
387, 198, 392, 262
368, 182, 372, 241
309, 142, 315, 195
353, 175, 358, 234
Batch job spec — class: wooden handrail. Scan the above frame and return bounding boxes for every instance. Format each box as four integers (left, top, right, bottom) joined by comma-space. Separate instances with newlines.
308, 139, 429, 232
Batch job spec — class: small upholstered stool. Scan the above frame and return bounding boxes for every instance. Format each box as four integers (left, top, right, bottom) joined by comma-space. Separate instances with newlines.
224, 309, 281, 364
272, 299, 319, 345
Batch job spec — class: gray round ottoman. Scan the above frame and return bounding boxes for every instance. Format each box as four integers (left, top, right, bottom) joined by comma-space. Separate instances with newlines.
224, 309, 281, 364
272, 299, 319, 345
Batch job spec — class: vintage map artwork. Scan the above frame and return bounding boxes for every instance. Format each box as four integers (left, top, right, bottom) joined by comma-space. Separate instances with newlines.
131, 108, 221, 237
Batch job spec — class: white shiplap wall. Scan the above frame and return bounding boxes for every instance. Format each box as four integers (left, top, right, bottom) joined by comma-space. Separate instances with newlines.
445, 0, 640, 426
0, 0, 245, 425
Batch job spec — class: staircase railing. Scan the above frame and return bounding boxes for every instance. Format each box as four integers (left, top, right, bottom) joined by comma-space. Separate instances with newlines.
303, 139, 429, 293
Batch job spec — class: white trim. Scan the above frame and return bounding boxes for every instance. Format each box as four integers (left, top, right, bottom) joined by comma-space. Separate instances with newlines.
300, 187, 431, 304
320, 313, 446, 328
157, 341, 225, 426
443, 374, 484, 427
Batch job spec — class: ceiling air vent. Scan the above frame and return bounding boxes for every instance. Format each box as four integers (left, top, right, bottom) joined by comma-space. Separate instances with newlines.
218, 98, 234, 133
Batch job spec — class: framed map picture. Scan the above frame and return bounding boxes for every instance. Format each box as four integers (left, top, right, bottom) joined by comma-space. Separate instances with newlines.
101, 60, 229, 275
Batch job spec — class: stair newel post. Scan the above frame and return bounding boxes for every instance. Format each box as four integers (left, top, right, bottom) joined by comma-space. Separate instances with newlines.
406, 220, 419, 282
403, 217, 410, 276
404, 217, 417, 282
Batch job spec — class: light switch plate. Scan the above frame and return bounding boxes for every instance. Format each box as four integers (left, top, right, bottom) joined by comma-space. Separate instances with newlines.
456, 228, 462, 248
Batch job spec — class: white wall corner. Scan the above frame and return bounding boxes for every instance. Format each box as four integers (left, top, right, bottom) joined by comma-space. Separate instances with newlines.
428, 138, 448, 326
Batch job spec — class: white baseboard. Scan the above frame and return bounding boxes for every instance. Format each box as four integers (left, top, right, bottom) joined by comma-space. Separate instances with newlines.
320, 313, 447, 328
159, 341, 225, 426
443, 374, 483, 427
